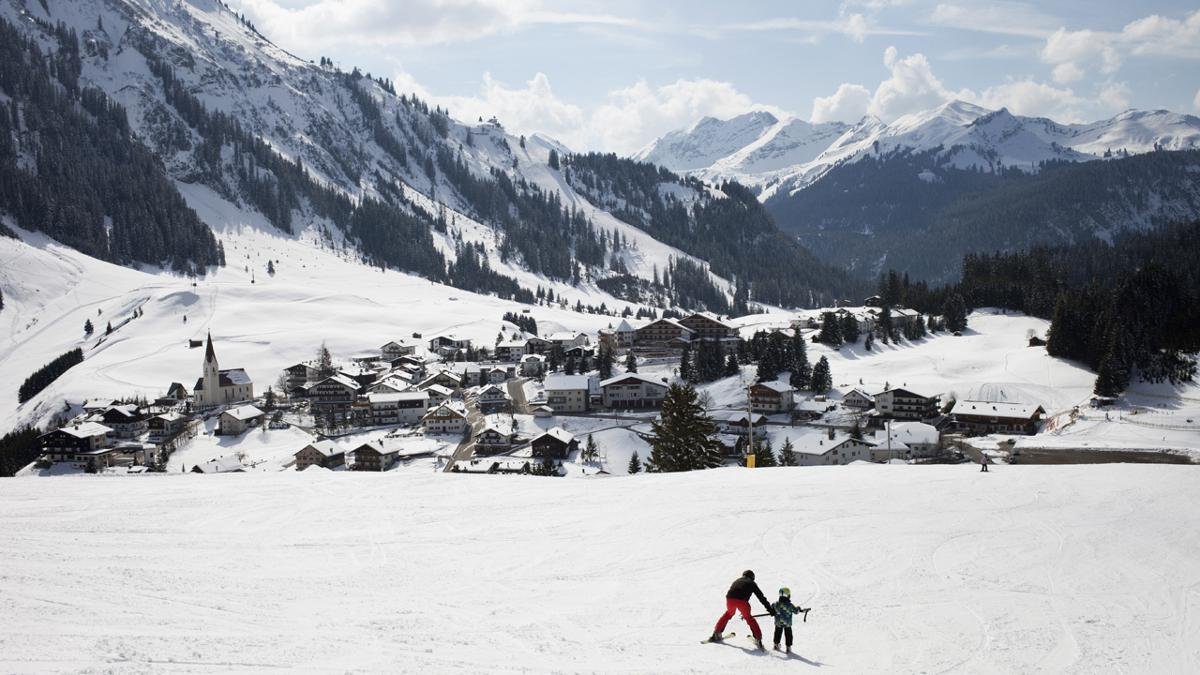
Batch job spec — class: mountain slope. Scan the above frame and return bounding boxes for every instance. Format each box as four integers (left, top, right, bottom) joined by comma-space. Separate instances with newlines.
765, 147, 1200, 280
0, 0, 851, 311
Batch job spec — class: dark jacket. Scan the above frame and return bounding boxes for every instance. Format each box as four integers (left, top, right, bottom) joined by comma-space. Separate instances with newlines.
726, 576, 771, 610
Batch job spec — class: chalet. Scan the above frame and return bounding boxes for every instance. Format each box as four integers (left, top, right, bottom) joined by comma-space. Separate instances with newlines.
422, 404, 468, 435
381, 340, 416, 359
892, 307, 921, 330
294, 440, 345, 470
1028, 335, 1047, 347
165, 382, 190, 401
495, 340, 527, 361
776, 429, 876, 466
369, 374, 413, 394
615, 319, 636, 346
425, 384, 454, 408
367, 391, 429, 426
634, 318, 693, 351
96, 405, 148, 439
338, 365, 379, 389
548, 331, 588, 350
715, 411, 767, 436
307, 374, 361, 411
597, 328, 617, 349
389, 354, 427, 376
872, 422, 940, 460
544, 374, 593, 413
950, 400, 1046, 435
520, 353, 547, 377
531, 427, 577, 460
348, 442, 399, 471
428, 334, 471, 357
218, 405, 264, 436
418, 370, 463, 391
193, 333, 254, 407
680, 312, 739, 354
524, 336, 552, 354
530, 404, 555, 418
284, 362, 319, 394
191, 456, 244, 474
600, 373, 669, 409
486, 365, 513, 384
750, 381, 795, 413
475, 384, 511, 413
39, 422, 114, 469
842, 388, 875, 410
475, 424, 515, 454
147, 412, 187, 441
874, 388, 940, 421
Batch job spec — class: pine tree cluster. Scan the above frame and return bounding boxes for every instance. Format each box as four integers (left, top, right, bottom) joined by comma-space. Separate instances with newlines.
646, 384, 724, 472
18, 348, 83, 404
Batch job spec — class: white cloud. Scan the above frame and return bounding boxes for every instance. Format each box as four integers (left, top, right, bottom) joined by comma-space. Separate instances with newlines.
1051, 62, 1084, 84
969, 79, 1093, 122
591, 79, 783, 154
1039, 10, 1200, 82
433, 73, 588, 149
230, 0, 636, 48
928, 1, 1058, 38
811, 83, 872, 123
725, 13, 921, 43
868, 46, 968, 120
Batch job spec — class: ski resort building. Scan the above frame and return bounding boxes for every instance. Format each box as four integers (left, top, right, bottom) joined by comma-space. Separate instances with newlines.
474, 384, 511, 413
366, 391, 429, 426
294, 440, 345, 471
218, 405, 264, 436
422, 404, 468, 435
634, 318, 693, 352
599, 373, 669, 409
380, 340, 416, 359
147, 412, 187, 441
680, 312, 740, 354
192, 333, 254, 408
475, 424, 516, 453
750, 381, 795, 413
530, 427, 577, 460
949, 400, 1047, 435
544, 374, 593, 413
94, 405, 148, 439
873, 388, 940, 421
842, 388, 875, 410
39, 422, 115, 470
872, 422, 941, 460
306, 375, 361, 411
348, 442, 398, 471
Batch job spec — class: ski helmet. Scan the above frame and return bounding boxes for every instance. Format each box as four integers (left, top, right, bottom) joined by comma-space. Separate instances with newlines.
779, 587, 791, 597
743, 570, 755, 580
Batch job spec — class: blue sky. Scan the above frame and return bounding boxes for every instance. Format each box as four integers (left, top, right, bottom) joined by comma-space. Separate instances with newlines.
229, 0, 1200, 153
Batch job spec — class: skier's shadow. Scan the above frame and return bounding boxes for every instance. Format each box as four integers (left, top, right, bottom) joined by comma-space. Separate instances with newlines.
788, 653, 825, 667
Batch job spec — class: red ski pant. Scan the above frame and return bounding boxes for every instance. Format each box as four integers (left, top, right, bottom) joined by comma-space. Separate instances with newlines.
714, 598, 761, 639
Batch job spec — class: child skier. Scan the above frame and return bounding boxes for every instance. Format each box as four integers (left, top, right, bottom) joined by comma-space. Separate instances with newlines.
771, 587, 807, 653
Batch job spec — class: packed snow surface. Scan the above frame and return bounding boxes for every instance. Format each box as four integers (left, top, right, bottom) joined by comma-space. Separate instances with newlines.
2, 464, 1198, 672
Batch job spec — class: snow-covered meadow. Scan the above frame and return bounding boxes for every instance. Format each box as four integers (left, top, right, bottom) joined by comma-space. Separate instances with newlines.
2, 464, 1199, 672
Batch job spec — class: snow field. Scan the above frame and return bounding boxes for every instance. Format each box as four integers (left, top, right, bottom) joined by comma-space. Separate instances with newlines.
1, 464, 1198, 672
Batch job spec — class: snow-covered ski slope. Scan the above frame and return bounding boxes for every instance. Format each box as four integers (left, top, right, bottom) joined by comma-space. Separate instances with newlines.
2, 464, 1199, 672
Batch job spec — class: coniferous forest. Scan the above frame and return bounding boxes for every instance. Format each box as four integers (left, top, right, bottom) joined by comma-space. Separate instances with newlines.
894, 221, 1200, 394
0, 18, 220, 272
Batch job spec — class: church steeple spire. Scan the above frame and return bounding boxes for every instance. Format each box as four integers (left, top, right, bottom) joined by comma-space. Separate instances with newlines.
205, 332, 216, 364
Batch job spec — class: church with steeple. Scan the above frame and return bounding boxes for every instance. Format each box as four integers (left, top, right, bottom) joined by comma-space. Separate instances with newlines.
193, 333, 254, 407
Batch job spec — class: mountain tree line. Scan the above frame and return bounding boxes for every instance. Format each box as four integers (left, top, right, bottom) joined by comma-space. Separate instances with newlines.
18, 348, 83, 404
0, 18, 220, 272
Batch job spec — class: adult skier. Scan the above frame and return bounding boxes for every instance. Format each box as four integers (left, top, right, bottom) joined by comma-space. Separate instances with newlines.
707, 570, 774, 649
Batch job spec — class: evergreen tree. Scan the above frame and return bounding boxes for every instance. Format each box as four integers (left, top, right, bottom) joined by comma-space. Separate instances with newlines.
864, 331, 875, 352
105, 322, 113, 335
266, 260, 276, 276
810, 356, 832, 394
754, 438, 777, 467
788, 331, 811, 389
84, 319, 94, 335
263, 387, 276, 410
598, 345, 614, 379
583, 434, 599, 464
679, 343, 695, 382
316, 342, 334, 379
625, 350, 638, 373
944, 293, 968, 332
627, 451, 642, 474
565, 355, 577, 375
1093, 331, 1130, 397
878, 306, 895, 343
646, 384, 722, 472
18, 348, 84, 404
817, 311, 842, 345
548, 148, 560, 170
724, 353, 740, 377
779, 437, 797, 466
840, 313, 860, 343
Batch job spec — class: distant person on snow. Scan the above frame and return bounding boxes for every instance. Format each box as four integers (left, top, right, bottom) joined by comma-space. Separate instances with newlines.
980, 453, 989, 472
709, 570, 774, 649
771, 587, 807, 653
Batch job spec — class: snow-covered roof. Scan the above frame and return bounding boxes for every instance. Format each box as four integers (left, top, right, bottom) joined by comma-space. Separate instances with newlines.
424, 404, 466, 419
221, 368, 253, 386
876, 387, 935, 400
497, 340, 526, 349
599, 373, 669, 388
846, 388, 874, 400
154, 412, 187, 422
616, 319, 634, 332
299, 440, 342, 458
874, 421, 939, 446
752, 380, 793, 394
47, 422, 112, 439
193, 456, 244, 473
223, 405, 264, 421
535, 427, 575, 445
521, 353, 546, 362
715, 411, 767, 425
950, 400, 1045, 419
426, 384, 454, 396
545, 374, 591, 391
367, 391, 428, 403
548, 331, 584, 341
317, 374, 361, 390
